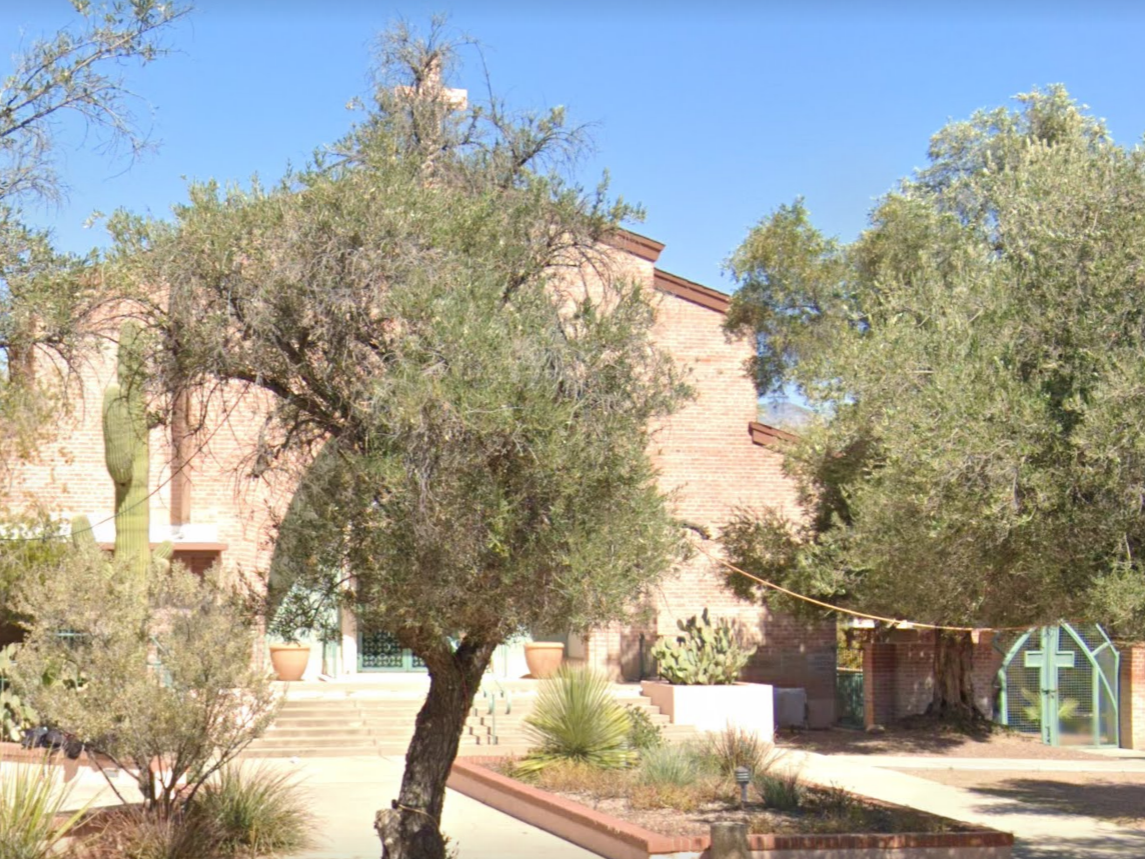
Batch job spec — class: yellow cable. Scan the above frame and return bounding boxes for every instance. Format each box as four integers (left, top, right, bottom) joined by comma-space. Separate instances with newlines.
690, 538, 1031, 635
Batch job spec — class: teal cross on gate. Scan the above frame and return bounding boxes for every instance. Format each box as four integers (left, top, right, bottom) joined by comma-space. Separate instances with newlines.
1023, 626, 1076, 745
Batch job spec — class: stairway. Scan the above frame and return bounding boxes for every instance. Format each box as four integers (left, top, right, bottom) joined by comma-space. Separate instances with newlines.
243, 682, 698, 759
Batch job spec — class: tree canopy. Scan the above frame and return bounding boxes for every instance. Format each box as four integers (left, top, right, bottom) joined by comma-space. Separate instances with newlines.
723, 86, 1145, 648
109, 23, 689, 859
0, 0, 186, 503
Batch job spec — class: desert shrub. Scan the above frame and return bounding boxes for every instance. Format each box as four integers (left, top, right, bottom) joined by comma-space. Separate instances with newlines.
636, 743, 697, 787
625, 706, 663, 753
756, 769, 803, 811
0, 757, 88, 859
516, 666, 636, 776
698, 726, 771, 776
78, 807, 221, 859
13, 550, 279, 818
192, 762, 313, 855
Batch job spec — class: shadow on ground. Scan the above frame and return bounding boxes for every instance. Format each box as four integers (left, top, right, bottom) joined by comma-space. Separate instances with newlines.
963, 778, 1145, 825
1011, 830, 1145, 859
779, 718, 1003, 756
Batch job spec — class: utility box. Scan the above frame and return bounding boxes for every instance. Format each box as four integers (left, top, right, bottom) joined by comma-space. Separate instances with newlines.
773, 687, 808, 729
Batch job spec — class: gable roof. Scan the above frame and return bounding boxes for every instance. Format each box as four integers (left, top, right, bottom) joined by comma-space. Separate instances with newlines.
749, 421, 799, 448
606, 228, 732, 315
652, 269, 730, 314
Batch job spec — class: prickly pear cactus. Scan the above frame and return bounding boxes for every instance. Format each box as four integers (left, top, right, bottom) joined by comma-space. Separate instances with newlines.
71, 321, 172, 576
0, 644, 37, 742
650, 608, 756, 685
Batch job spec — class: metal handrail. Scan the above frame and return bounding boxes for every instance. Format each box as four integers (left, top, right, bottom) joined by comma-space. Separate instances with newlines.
481, 675, 512, 745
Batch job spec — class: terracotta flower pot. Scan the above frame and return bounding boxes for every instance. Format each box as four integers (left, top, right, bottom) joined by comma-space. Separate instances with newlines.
269, 643, 311, 681
524, 642, 565, 679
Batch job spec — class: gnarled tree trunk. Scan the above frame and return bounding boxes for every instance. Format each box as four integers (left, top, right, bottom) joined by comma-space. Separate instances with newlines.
930, 630, 981, 720
377, 639, 496, 859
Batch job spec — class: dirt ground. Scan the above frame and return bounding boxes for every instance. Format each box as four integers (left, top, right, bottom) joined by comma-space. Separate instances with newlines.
777, 720, 1109, 760
903, 769, 1145, 828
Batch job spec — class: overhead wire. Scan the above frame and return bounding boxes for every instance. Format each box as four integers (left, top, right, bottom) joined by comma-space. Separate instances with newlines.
689, 538, 1032, 635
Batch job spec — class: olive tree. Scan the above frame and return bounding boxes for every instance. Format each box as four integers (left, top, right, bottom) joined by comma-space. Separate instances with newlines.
109, 23, 689, 859
723, 87, 1145, 717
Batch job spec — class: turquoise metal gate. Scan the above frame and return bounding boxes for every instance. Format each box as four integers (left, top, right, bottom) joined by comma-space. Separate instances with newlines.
996, 622, 1118, 747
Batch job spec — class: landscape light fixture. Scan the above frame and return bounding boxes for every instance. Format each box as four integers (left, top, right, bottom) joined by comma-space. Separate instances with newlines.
734, 766, 751, 807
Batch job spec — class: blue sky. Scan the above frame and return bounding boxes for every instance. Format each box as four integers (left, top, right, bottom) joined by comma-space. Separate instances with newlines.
8, 1, 1145, 291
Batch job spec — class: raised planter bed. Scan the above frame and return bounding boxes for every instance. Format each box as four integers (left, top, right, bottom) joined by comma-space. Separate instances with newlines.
0, 740, 93, 781
447, 757, 1013, 859
640, 679, 775, 740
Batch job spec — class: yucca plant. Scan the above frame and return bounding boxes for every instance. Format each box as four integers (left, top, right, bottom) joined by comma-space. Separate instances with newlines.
191, 762, 313, 855
516, 666, 636, 776
0, 757, 89, 859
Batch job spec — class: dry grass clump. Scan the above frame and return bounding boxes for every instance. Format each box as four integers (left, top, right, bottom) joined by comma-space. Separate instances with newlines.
530, 760, 627, 797
628, 779, 727, 813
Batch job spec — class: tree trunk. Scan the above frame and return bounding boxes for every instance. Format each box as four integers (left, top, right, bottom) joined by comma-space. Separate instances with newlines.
929, 630, 981, 720
377, 639, 496, 859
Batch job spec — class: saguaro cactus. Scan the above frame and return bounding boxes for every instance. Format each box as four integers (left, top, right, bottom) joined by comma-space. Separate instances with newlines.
72, 321, 172, 575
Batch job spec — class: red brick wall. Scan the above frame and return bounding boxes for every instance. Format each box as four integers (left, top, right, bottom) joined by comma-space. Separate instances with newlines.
582, 263, 836, 727
7, 342, 288, 588
8, 241, 835, 706
862, 631, 1002, 727
1119, 643, 1145, 750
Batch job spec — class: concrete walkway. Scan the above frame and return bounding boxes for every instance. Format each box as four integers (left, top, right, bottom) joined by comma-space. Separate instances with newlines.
40, 746, 1145, 857
791, 750, 1145, 859
821, 754, 1145, 773
276, 754, 598, 859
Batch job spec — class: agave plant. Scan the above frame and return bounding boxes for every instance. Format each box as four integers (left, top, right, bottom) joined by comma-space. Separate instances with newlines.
516, 666, 636, 776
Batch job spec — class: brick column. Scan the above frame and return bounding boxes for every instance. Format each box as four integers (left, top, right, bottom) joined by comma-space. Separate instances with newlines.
1119, 643, 1145, 750
863, 642, 896, 730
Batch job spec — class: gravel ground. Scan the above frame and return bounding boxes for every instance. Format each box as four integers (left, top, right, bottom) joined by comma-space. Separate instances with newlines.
901, 769, 1145, 828
778, 723, 1109, 760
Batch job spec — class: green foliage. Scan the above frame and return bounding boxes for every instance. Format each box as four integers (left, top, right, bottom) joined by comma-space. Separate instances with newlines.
516, 666, 636, 776
107, 22, 688, 857
69, 322, 173, 579
266, 579, 340, 646
0, 757, 88, 859
192, 763, 314, 856
13, 548, 278, 819
635, 744, 697, 787
1019, 687, 1082, 729
625, 706, 664, 753
0, 1, 187, 496
724, 86, 1145, 648
651, 609, 755, 685
0, 645, 37, 743
756, 769, 804, 811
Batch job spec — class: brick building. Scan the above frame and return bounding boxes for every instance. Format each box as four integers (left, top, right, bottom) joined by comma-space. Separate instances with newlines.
5, 228, 837, 726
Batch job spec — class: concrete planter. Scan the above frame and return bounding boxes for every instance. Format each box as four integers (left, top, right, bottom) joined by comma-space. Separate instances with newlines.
269, 643, 311, 681
641, 680, 775, 740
